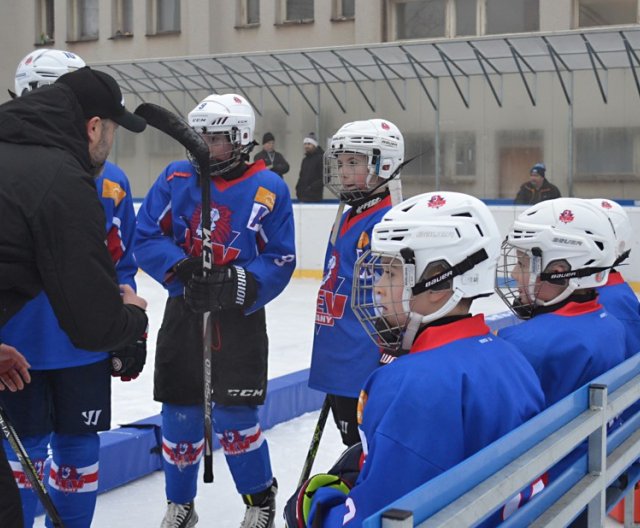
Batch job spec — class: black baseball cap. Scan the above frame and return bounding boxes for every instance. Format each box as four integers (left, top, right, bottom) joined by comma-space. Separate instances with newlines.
56, 66, 146, 133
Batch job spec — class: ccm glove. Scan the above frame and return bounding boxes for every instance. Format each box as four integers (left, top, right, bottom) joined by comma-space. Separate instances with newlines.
110, 331, 147, 382
185, 265, 258, 313
284, 474, 351, 528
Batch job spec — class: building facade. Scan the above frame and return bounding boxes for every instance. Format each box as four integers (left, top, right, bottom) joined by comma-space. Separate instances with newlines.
1, 0, 639, 201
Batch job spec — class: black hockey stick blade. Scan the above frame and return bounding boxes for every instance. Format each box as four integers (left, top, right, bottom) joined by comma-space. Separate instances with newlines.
0, 406, 65, 527
134, 103, 210, 174
297, 397, 331, 488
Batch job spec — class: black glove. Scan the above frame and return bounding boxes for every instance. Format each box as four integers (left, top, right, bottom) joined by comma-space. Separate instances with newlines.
184, 265, 258, 313
110, 332, 147, 382
172, 257, 202, 284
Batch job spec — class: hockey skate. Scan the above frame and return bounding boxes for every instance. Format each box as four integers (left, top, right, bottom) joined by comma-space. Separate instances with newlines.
240, 478, 278, 528
160, 500, 198, 528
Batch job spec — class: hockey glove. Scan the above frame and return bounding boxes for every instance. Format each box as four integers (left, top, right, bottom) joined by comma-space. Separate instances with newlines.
184, 265, 258, 313
172, 257, 202, 284
110, 331, 147, 382
284, 474, 351, 528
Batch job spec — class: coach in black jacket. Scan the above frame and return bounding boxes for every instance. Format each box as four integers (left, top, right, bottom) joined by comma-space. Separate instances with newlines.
0, 67, 148, 351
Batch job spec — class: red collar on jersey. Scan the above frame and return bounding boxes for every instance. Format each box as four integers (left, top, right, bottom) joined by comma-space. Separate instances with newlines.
605, 271, 625, 286
339, 193, 392, 238
410, 314, 490, 353
212, 159, 268, 191
552, 298, 602, 317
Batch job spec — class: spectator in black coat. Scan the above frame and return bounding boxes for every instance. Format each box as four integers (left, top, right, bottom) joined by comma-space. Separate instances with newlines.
514, 163, 561, 205
296, 132, 325, 202
253, 132, 290, 178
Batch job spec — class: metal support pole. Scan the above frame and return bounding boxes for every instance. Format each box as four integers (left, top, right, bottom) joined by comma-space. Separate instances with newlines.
587, 384, 608, 527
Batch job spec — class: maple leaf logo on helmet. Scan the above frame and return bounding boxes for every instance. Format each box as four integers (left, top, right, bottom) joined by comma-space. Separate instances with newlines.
381, 121, 390, 130
233, 96, 243, 104
601, 200, 612, 209
559, 209, 575, 224
427, 195, 446, 209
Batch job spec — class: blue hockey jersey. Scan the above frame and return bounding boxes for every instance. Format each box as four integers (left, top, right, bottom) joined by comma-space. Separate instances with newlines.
0, 162, 137, 369
309, 194, 392, 397
597, 272, 640, 359
498, 299, 626, 408
310, 315, 545, 527
135, 159, 295, 312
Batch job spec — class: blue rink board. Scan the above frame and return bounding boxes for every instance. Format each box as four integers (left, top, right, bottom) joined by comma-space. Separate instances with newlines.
35, 311, 516, 516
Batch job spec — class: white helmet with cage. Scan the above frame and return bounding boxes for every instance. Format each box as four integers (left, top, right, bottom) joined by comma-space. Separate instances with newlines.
187, 93, 256, 177
15, 50, 86, 96
324, 119, 404, 204
352, 191, 500, 351
588, 198, 632, 263
496, 197, 616, 319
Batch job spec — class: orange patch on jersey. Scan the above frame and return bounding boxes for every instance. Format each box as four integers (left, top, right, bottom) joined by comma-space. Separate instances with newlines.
254, 186, 276, 211
357, 231, 370, 250
357, 390, 368, 425
101, 178, 126, 207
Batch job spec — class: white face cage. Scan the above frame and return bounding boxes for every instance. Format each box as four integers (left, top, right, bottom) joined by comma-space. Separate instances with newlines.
324, 149, 388, 203
187, 128, 250, 177
352, 250, 415, 351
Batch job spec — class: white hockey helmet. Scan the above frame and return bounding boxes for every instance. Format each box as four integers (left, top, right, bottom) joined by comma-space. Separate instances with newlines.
496, 198, 616, 318
588, 198, 632, 264
352, 191, 500, 351
324, 119, 404, 204
15, 49, 86, 96
187, 93, 256, 177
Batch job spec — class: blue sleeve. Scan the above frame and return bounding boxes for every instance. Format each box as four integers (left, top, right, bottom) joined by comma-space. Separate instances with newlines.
244, 179, 296, 312
113, 174, 138, 290
135, 166, 188, 285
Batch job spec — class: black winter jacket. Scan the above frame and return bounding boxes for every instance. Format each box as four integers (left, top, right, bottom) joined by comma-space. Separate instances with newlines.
296, 147, 324, 202
253, 149, 290, 178
514, 179, 561, 205
0, 84, 147, 350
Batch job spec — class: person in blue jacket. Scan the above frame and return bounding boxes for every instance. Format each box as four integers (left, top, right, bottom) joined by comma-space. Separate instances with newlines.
589, 198, 640, 359
495, 198, 626, 527
135, 93, 296, 528
287, 192, 545, 528
0, 50, 146, 528
309, 119, 404, 447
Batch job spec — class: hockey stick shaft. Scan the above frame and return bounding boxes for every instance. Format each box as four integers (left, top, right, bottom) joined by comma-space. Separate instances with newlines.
0, 406, 65, 528
134, 103, 215, 483
297, 396, 331, 488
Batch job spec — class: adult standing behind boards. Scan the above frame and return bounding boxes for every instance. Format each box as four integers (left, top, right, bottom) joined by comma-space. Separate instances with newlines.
253, 132, 290, 178
514, 162, 561, 205
0, 65, 148, 350
296, 132, 324, 202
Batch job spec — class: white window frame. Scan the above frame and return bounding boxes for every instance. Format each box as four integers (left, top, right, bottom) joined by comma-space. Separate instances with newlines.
278, 0, 314, 24
236, 0, 260, 27
388, 0, 478, 40
67, 0, 100, 42
112, 0, 134, 38
572, 0, 640, 28
332, 0, 355, 21
146, 0, 181, 35
36, 0, 55, 45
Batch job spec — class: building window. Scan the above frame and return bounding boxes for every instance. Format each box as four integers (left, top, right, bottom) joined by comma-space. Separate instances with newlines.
112, 0, 133, 37
36, 0, 55, 44
396, 0, 447, 39
454, 0, 476, 36
577, 0, 637, 27
237, 0, 260, 26
68, 0, 99, 41
147, 0, 180, 34
285, 0, 314, 22
333, 0, 355, 19
485, 0, 539, 35
575, 128, 636, 178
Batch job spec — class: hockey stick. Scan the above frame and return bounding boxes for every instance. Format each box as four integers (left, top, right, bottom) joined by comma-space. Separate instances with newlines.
134, 103, 215, 483
297, 397, 331, 488
0, 406, 65, 528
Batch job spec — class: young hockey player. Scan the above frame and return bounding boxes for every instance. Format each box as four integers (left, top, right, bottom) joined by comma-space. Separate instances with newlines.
135, 93, 296, 528
0, 50, 146, 528
496, 198, 626, 408
287, 192, 545, 527
589, 198, 640, 359
308, 119, 404, 446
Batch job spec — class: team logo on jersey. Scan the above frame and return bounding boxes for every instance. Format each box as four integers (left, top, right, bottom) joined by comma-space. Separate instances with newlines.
316, 251, 348, 327
185, 203, 241, 264
163, 440, 204, 470
101, 178, 126, 206
559, 209, 575, 224
9, 459, 45, 489
427, 195, 446, 208
50, 463, 97, 493
254, 186, 276, 211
